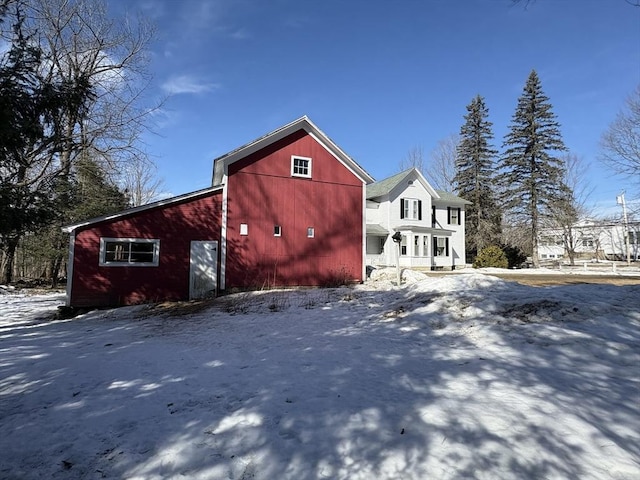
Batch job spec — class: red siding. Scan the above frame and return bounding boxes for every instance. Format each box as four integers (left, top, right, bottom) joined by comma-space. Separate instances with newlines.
70, 191, 222, 307
225, 130, 364, 288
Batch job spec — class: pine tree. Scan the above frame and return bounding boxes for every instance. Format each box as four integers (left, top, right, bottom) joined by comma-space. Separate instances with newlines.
454, 95, 501, 259
498, 70, 568, 267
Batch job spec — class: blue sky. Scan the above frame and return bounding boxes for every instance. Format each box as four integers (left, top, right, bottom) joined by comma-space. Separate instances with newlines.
117, 0, 639, 216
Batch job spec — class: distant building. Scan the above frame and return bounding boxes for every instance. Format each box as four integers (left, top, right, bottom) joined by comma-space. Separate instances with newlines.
538, 219, 640, 262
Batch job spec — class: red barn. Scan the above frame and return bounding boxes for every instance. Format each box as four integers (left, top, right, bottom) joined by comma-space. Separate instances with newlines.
63, 116, 374, 307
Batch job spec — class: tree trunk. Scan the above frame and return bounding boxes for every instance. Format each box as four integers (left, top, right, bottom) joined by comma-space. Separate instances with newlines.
1, 236, 20, 284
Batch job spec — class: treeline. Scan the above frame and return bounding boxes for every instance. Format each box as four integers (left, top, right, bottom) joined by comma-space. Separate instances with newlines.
0, 0, 161, 285
420, 71, 638, 267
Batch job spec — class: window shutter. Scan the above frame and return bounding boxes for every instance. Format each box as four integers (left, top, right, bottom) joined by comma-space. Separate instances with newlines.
447, 207, 451, 224
446, 238, 449, 256
433, 237, 437, 255
457, 207, 461, 225
400, 199, 405, 219
432, 206, 436, 226
418, 200, 422, 220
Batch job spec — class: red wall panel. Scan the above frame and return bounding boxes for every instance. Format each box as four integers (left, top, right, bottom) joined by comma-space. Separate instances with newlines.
70, 191, 222, 307
225, 130, 364, 288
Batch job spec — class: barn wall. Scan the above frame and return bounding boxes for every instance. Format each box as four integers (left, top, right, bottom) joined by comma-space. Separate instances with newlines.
70, 191, 222, 307
225, 130, 364, 288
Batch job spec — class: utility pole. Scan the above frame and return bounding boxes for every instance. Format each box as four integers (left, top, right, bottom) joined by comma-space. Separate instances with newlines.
617, 192, 631, 266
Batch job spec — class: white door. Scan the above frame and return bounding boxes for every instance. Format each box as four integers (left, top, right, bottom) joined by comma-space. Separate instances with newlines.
189, 241, 218, 300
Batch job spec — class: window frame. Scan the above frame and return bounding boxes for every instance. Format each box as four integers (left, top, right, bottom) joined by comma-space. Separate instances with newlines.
291, 155, 312, 178
400, 198, 422, 220
99, 237, 160, 267
307, 227, 315, 238
274, 225, 282, 237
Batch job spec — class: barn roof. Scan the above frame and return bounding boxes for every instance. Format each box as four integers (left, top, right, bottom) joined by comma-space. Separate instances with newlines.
212, 116, 375, 186
62, 185, 223, 233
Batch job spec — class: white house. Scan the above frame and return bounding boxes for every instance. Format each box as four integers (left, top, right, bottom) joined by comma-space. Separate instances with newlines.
539, 219, 640, 262
365, 168, 470, 270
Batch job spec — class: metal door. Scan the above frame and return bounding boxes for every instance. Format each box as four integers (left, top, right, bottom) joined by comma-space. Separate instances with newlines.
189, 241, 218, 300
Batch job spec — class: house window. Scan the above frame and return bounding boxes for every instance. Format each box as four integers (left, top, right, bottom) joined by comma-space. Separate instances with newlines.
274, 225, 281, 237
400, 198, 422, 220
379, 237, 386, 253
433, 237, 449, 257
400, 235, 407, 255
240, 223, 248, 236
447, 207, 461, 225
414, 235, 420, 256
628, 232, 638, 244
307, 227, 315, 238
99, 238, 159, 267
423, 236, 429, 256
582, 238, 594, 247
291, 156, 312, 178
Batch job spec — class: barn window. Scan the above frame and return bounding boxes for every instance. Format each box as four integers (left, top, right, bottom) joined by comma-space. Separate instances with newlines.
99, 238, 160, 266
291, 156, 312, 178
274, 225, 282, 237
307, 227, 315, 238
240, 223, 248, 236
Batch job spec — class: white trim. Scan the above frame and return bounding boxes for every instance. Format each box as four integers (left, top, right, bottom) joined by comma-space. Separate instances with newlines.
99, 237, 160, 267
220, 181, 228, 290
362, 182, 367, 281
291, 155, 312, 178
65, 232, 75, 307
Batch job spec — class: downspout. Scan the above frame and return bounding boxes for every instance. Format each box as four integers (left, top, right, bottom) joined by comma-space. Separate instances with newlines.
220, 180, 229, 291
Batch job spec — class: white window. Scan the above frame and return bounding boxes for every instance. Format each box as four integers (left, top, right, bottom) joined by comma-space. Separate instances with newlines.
400, 198, 421, 220
99, 238, 159, 267
628, 232, 638, 244
240, 223, 248, 236
434, 237, 449, 257
307, 227, 315, 238
400, 235, 407, 255
582, 238, 594, 247
291, 156, 312, 178
274, 225, 281, 237
423, 236, 429, 257
414, 235, 420, 256
448, 207, 461, 225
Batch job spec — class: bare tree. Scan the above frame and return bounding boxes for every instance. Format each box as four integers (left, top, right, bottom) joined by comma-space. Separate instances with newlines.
543, 153, 594, 265
118, 156, 164, 206
426, 134, 458, 191
399, 145, 426, 174
600, 85, 640, 191
0, 0, 160, 283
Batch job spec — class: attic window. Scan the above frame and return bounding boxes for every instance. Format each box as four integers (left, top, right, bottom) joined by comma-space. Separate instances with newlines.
407, 180, 414, 185
291, 156, 312, 178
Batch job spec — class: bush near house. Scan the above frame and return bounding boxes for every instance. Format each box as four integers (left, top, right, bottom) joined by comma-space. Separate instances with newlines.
473, 245, 509, 269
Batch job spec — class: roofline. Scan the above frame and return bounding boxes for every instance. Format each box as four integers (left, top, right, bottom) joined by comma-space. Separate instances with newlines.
62, 185, 223, 233
212, 115, 375, 185
367, 168, 441, 201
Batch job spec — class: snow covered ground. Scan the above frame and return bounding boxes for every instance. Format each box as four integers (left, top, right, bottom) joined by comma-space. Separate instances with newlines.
1, 270, 639, 479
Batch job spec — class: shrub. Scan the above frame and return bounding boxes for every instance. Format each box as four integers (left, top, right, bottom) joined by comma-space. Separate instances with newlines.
501, 244, 528, 268
473, 245, 509, 269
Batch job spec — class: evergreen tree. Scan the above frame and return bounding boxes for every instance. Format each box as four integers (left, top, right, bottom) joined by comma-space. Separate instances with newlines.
0, 7, 93, 283
454, 95, 501, 259
498, 70, 568, 267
